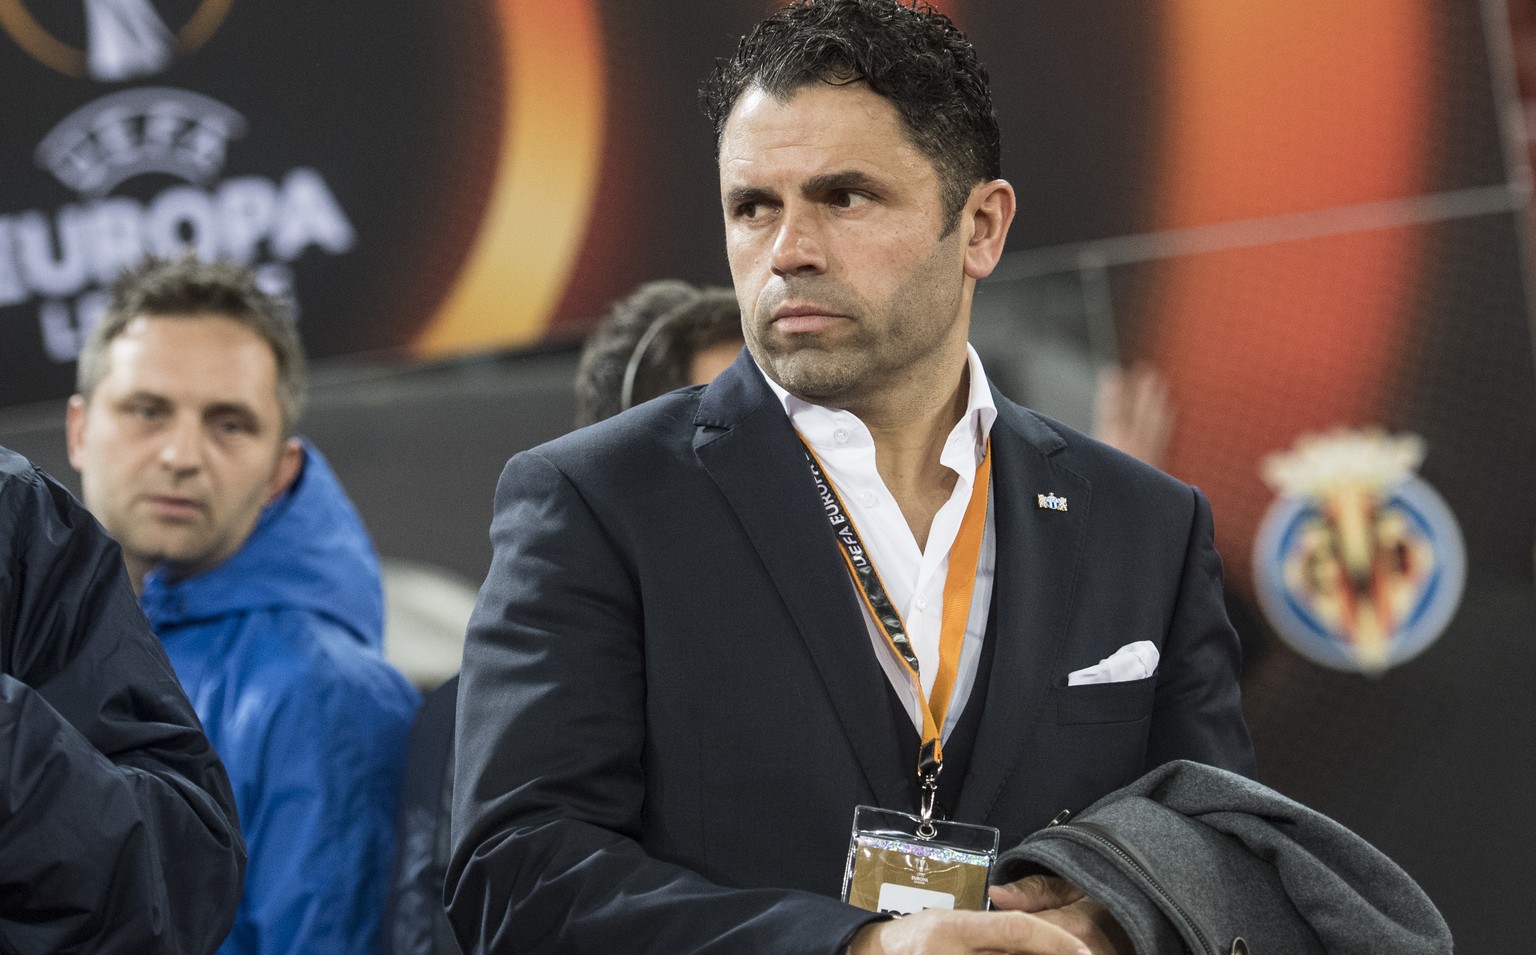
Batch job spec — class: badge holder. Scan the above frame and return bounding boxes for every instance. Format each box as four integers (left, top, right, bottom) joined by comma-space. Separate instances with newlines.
840, 773, 999, 916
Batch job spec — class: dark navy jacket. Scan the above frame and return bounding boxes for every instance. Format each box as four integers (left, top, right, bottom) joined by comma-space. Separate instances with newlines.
449, 353, 1254, 954
0, 445, 244, 953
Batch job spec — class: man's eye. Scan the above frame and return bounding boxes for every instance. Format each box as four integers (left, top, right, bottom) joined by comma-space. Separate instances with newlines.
735, 201, 760, 219
213, 417, 254, 436
128, 404, 163, 420
831, 191, 869, 209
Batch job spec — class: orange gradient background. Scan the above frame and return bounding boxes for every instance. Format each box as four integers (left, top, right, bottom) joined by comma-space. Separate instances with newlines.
1145, 0, 1430, 587
413, 0, 606, 357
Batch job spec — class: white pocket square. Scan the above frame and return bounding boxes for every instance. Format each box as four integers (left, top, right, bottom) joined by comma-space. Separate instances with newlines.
1066, 641, 1160, 686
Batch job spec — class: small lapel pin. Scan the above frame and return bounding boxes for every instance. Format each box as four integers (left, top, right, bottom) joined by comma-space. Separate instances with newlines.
1037, 491, 1068, 512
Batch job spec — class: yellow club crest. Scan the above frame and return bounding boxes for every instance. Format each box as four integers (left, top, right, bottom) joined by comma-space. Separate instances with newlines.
1253, 428, 1465, 675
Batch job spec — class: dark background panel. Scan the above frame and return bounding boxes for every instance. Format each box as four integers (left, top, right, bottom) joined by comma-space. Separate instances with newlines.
967, 3, 1165, 250
1425, 0, 1515, 192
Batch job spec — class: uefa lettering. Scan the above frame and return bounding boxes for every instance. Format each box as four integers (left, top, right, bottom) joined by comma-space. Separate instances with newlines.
36, 89, 244, 197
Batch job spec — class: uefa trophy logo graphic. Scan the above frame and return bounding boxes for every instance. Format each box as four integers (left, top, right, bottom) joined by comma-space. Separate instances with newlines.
0, 0, 233, 81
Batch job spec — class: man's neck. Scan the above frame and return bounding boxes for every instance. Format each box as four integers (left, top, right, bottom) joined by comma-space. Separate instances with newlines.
853, 363, 972, 552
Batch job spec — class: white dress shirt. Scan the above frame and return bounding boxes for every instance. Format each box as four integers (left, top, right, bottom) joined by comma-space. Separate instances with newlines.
760, 345, 998, 740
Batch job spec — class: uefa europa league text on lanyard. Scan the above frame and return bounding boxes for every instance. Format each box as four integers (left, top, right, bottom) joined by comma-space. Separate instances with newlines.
801, 441, 1002, 917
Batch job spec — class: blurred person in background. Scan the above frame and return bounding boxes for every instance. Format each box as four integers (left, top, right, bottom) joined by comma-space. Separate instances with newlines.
1091, 364, 1174, 472
65, 255, 421, 955
573, 279, 745, 426
0, 444, 244, 954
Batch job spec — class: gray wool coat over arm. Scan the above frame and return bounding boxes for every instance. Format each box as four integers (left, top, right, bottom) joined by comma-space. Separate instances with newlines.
996, 759, 1452, 955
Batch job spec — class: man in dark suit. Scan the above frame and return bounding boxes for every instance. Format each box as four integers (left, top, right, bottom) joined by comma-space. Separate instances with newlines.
448, 2, 1253, 953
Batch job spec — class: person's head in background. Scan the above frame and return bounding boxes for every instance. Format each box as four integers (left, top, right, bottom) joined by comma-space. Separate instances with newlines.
572, 280, 743, 426
66, 254, 306, 589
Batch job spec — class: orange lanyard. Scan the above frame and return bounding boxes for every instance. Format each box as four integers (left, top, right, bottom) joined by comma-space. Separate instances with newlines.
801, 439, 993, 772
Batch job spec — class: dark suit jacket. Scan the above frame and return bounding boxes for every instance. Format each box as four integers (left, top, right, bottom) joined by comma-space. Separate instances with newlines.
448, 352, 1254, 955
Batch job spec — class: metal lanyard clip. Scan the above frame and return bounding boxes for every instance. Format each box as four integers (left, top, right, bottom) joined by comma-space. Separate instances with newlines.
917, 739, 942, 840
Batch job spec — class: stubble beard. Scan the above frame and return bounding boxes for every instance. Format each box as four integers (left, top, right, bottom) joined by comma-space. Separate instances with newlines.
760, 338, 863, 405
121, 518, 212, 576
107, 483, 232, 580
752, 276, 965, 416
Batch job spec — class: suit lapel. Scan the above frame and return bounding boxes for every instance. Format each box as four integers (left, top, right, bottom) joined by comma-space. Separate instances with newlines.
692, 356, 913, 810
956, 395, 1091, 823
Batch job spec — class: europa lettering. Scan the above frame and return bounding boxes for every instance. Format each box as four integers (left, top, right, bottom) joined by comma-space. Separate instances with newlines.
0, 169, 354, 360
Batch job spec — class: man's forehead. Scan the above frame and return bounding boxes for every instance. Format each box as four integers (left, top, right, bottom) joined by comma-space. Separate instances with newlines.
112, 313, 273, 360
718, 83, 922, 185
100, 315, 281, 403
721, 83, 906, 150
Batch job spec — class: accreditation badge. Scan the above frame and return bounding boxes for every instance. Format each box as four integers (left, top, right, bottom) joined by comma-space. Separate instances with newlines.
841, 805, 999, 915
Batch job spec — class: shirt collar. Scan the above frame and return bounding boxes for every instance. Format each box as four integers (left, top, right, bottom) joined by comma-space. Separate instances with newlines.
756, 344, 997, 469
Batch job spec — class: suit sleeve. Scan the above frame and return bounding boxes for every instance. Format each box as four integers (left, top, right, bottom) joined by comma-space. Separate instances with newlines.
1145, 487, 1256, 776
0, 461, 245, 954
447, 451, 879, 955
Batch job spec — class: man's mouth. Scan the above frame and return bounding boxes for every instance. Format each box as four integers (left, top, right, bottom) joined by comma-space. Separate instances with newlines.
143, 495, 205, 521
771, 303, 844, 334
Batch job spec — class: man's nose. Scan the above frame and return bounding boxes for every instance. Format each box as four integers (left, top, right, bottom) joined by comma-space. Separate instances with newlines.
157, 417, 205, 472
769, 207, 827, 276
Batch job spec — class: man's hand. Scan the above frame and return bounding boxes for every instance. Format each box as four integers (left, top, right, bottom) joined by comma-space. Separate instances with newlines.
845, 908, 1092, 955
988, 875, 1133, 955
1092, 363, 1174, 470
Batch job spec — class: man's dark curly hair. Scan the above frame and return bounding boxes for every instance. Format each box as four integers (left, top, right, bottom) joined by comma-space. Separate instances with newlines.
699, 0, 1000, 235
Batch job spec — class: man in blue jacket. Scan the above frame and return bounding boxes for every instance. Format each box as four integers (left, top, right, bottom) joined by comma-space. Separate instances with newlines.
66, 254, 421, 955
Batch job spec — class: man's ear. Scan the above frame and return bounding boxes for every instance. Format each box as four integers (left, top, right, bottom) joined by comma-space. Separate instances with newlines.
65, 395, 90, 472
961, 178, 1016, 281
268, 438, 304, 502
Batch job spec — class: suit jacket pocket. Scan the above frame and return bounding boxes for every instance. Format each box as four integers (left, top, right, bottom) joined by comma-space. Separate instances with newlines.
1052, 675, 1157, 725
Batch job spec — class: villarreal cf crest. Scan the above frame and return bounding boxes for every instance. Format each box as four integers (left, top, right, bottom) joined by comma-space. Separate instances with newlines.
1252, 429, 1466, 675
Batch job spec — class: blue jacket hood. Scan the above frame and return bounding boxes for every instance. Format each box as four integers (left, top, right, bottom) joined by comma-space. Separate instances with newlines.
140, 441, 384, 650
